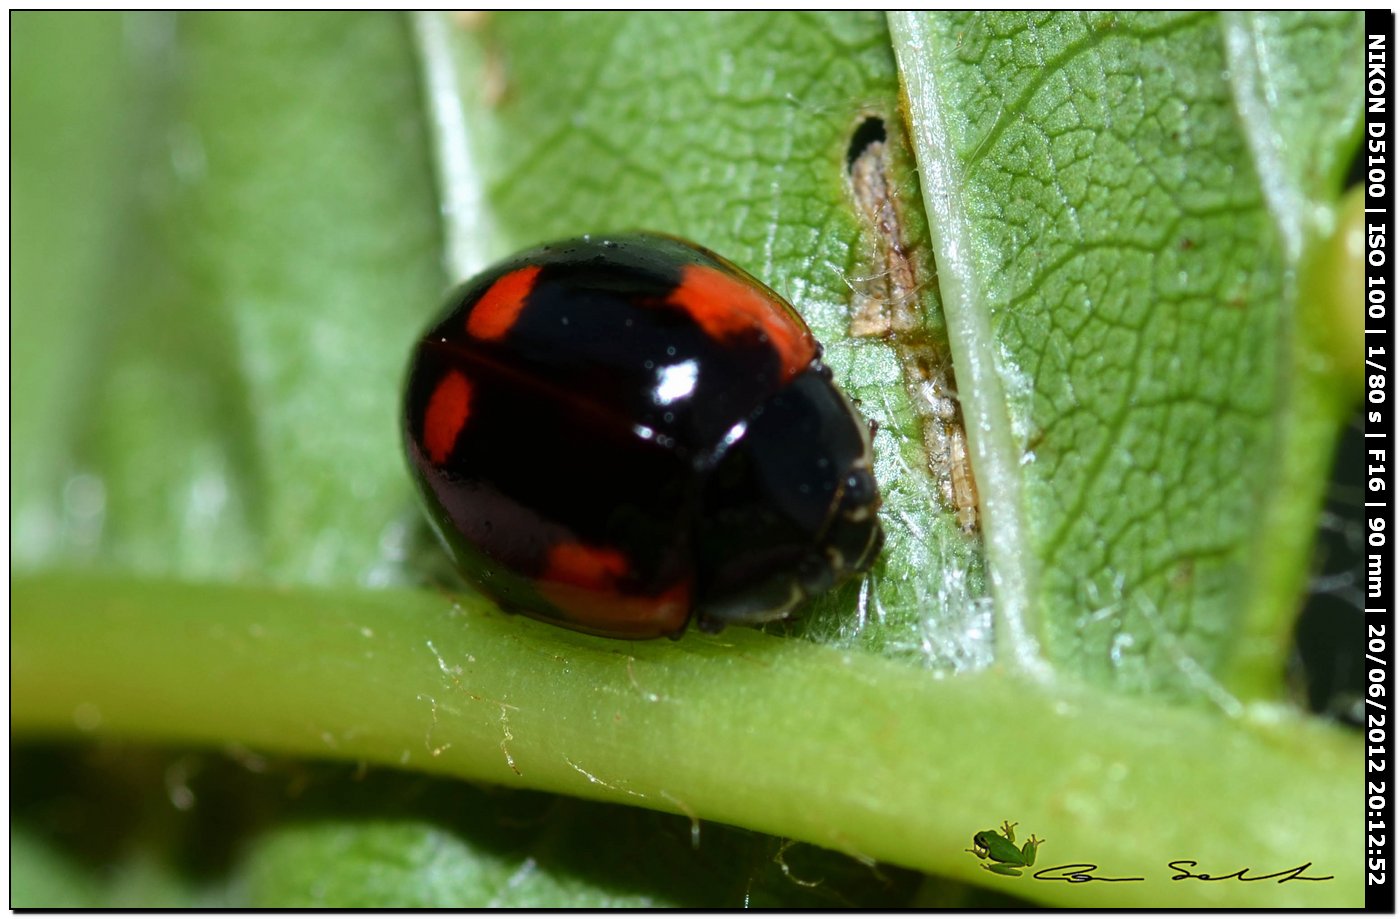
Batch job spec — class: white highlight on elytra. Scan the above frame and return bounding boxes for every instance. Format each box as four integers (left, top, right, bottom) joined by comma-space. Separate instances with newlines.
653, 360, 699, 405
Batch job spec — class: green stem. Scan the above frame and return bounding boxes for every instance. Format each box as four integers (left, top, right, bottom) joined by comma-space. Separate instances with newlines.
14, 571, 1359, 907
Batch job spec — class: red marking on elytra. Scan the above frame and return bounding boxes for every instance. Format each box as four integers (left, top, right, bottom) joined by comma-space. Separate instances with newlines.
539, 579, 691, 637
667, 264, 817, 380
467, 265, 541, 340
423, 370, 472, 464
540, 541, 691, 636
545, 541, 631, 588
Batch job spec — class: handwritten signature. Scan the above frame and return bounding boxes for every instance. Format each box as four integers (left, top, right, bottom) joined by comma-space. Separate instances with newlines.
1029, 861, 1334, 884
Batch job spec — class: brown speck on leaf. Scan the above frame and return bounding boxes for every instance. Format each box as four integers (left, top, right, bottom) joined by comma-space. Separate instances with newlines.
453, 11, 490, 29
450, 12, 509, 106
481, 47, 509, 107
846, 115, 980, 533
847, 126, 920, 338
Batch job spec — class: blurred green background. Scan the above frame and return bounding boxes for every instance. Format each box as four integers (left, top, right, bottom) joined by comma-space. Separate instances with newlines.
12, 11, 1365, 907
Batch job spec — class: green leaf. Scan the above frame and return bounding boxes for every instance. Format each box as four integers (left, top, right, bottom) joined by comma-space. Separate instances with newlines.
13, 11, 1363, 908
890, 11, 1362, 696
414, 10, 992, 662
13, 11, 133, 566
15, 12, 445, 583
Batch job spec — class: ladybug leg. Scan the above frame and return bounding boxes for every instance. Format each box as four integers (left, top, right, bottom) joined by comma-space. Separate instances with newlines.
867, 417, 880, 438
490, 597, 529, 617
693, 614, 726, 635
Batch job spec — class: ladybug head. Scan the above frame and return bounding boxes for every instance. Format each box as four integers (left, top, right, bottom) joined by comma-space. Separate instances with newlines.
694, 369, 884, 629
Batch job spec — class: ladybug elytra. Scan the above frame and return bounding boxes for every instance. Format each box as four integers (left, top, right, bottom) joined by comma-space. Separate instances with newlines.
403, 233, 883, 638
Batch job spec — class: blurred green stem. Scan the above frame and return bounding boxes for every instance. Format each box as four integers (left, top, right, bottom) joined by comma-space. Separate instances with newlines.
14, 572, 1359, 907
